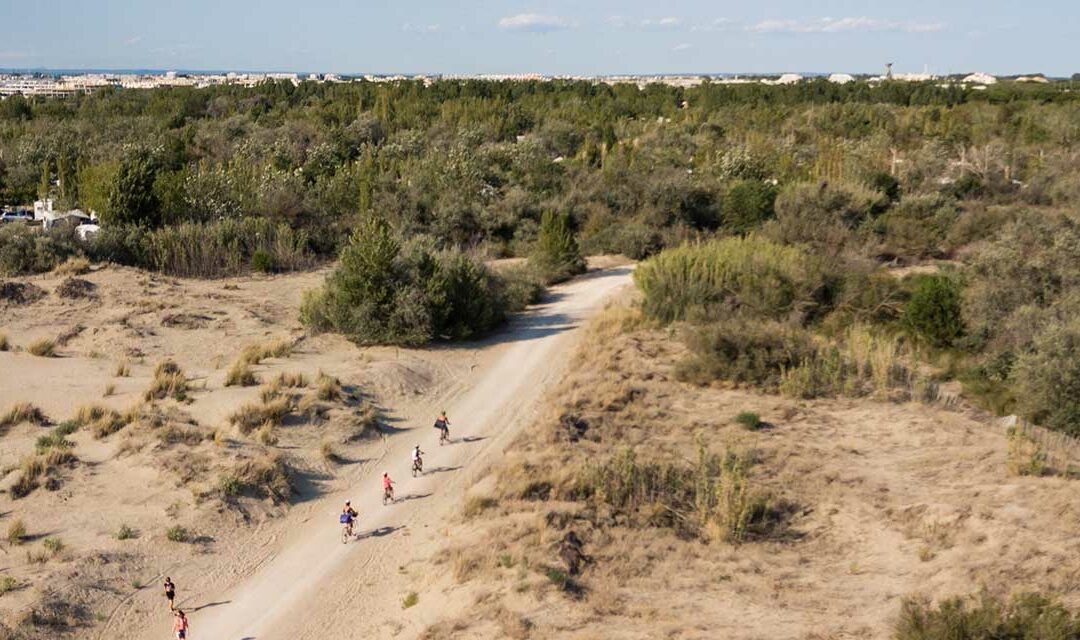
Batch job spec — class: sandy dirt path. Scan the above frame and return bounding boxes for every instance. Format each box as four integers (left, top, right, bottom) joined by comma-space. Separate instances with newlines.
138, 266, 632, 640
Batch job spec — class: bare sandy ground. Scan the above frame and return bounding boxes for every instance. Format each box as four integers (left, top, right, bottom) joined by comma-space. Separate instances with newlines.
0, 263, 634, 639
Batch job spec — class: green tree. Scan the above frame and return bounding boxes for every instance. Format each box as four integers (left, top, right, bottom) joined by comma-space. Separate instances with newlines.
530, 211, 585, 283
902, 274, 964, 348
723, 180, 778, 233
104, 150, 161, 226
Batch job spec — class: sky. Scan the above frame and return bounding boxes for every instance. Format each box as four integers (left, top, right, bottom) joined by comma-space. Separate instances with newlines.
0, 1, 1076, 76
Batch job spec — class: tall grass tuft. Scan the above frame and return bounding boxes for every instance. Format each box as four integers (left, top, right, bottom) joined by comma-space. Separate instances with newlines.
0, 402, 49, 432
145, 218, 311, 278
634, 236, 833, 325
27, 337, 57, 357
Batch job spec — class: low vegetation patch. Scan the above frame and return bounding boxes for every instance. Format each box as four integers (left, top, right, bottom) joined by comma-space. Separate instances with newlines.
165, 525, 189, 542
239, 338, 293, 366
27, 337, 57, 357
224, 361, 259, 387
55, 277, 97, 300
0, 402, 49, 432
896, 592, 1080, 640
11, 449, 78, 498
229, 397, 291, 434
734, 411, 763, 431
6, 519, 27, 545
144, 360, 188, 401
53, 256, 91, 277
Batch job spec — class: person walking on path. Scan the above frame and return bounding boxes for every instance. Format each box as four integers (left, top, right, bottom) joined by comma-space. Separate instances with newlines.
173, 610, 189, 639
163, 577, 176, 611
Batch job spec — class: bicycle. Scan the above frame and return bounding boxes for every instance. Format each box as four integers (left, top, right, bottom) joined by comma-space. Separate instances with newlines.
412, 457, 423, 477
438, 426, 450, 446
341, 520, 354, 544
383, 485, 395, 505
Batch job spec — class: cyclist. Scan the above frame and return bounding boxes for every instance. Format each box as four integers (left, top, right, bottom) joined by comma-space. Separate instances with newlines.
412, 445, 424, 476
434, 411, 451, 444
340, 500, 358, 538
382, 472, 395, 504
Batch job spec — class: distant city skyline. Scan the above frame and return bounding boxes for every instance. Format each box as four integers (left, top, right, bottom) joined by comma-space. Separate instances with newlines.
1, 0, 1076, 77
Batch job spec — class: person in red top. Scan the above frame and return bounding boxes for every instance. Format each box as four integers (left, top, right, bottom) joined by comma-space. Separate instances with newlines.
173, 609, 189, 639
382, 472, 394, 504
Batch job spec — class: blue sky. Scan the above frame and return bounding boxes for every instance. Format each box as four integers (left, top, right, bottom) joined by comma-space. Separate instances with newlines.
0, 1, 1076, 76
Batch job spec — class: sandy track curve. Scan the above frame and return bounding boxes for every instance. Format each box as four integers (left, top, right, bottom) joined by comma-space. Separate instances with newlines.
151, 267, 632, 640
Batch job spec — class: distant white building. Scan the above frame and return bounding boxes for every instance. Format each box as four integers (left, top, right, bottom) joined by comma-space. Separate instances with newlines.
962, 72, 997, 85
774, 73, 803, 85
828, 73, 855, 84
34, 199, 96, 230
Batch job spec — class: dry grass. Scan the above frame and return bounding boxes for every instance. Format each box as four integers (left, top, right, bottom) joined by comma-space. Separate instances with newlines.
144, 360, 188, 401
103, 383, 116, 397
0, 402, 49, 432
224, 361, 259, 387
26, 337, 56, 357
320, 441, 339, 463
6, 519, 27, 545
228, 453, 294, 503
114, 358, 131, 377
239, 338, 293, 365
53, 256, 91, 277
315, 371, 343, 402
229, 397, 291, 434
256, 421, 279, 445
0, 333, 9, 351
11, 449, 77, 498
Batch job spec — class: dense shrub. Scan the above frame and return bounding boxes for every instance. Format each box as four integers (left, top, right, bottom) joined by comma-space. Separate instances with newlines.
0, 225, 80, 276
302, 218, 509, 345
677, 321, 814, 389
902, 274, 964, 348
723, 180, 778, 234
772, 181, 888, 250
1013, 319, 1080, 435
144, 218, 311, 278
896, 592, 1080, 640
873, 195, 959, 259
634, 236, 834, 325
530, 211, 585, 283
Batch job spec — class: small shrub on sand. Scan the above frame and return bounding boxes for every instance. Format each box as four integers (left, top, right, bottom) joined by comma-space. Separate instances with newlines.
103, 383, 116, 397
229, 397, 290, 434
224, 361, 259, 387
273, 371, 308, 389
72, 404, 107, 426
12, 449, 77, 498
1006, 426, 1048, 477
0, 576, 19, 596
114, 359, 131, 377
462, 496, 499, 519
166, 526, 189, 542
320, 441, 339, 463
734, 411, 763, 431
145, 360, 188, 401
42, 537, 64, 555
27, 337, 56, 357
230, 453, 293, 502
53, 256, 91, 277
0, 402, 49, 431
256, 421, 278, 446
35, 430, 74, 454
315, 372, 342, 402
298, 394, 328, 421
6, 519, 27, 545
0, 333, 9, 351
239, 338, 293, 365
895, 592, 1080, 640
402, 592, 419, 609
115, 524, 136, 540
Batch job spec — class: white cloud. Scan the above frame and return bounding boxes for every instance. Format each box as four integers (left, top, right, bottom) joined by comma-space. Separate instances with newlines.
748, 17, 944, 34
609, 16, 684, 30
672, 43, 693, 52
691, 18, 735, 32
641, 17, 682, 30
402, 23, 441, 34
498, 13, 575, 33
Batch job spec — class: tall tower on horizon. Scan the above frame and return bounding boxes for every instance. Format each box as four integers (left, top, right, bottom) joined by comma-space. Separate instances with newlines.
886, 62, 894, 79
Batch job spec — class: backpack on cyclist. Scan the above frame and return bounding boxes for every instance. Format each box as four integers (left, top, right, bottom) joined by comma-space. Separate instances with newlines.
339, 512, 351, 524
